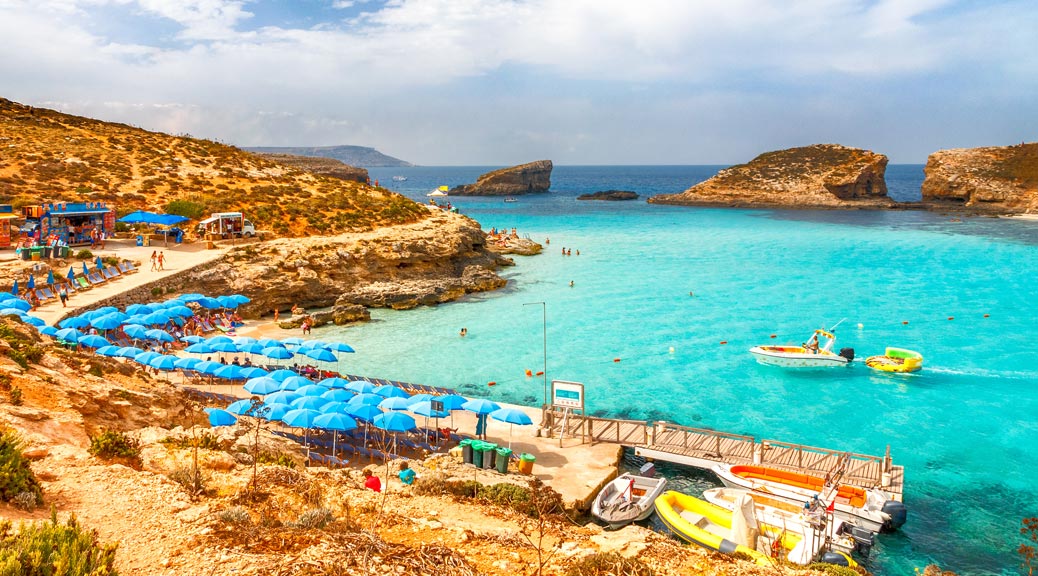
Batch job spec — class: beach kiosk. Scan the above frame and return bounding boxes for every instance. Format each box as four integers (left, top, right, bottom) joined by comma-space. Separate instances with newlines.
23, 202, 115, 246
0, 205, 18, 249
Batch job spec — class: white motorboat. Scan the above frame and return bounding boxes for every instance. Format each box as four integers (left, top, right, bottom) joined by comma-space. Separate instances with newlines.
711, 463, 907, 534
391, 175, 407, 181
591, 463, 667, 529
749, 326, 854, 368
702, 487, 874, 558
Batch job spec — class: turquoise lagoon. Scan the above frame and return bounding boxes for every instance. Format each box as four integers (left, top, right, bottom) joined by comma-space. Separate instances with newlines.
334, 166, 1038, 575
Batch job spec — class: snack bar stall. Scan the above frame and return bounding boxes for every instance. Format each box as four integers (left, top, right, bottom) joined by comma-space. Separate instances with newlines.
0, 205, 17, 248
23, 201, 115, 246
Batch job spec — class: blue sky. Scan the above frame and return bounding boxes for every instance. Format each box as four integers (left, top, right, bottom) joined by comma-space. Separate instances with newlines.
2, 0, 1035, 165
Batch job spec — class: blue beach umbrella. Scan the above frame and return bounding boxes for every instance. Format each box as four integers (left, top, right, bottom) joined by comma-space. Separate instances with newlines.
281, 337, 305, 347
23, 316, 46, 328
260, 402, 291, 422
94, 345, 122, 357
179, 293, 205, 302
373, 412, 417, 456
95, 256, 103, 270
193, 360, 224, 375
149, 355, 178, 371
27, 275, 34, 289
135, 351, 162, 366
379, 397, 412, 411
320, 401, 351, 414
263, 347, 294, 360
437, 394, 469, 411
3, 300, 30, 312
410, 400, 449, 419
91, 314, 124, 331
40, 326, 59, 337
303, 348, 337, 363
145, 329, 175, 343
489, 407, 534, 449
290, 396, 328, 411
266, 369, 298, 382
318, 377, 351, 389
117, 346, 145, 358
184, 343, 213, 355
406, 393, 434, 407
237, 342, 266, 355
81, 262, 89, 276
258, 338, 284, 349
55, 328, 81, 343
282, 409, 322, 450
295, 384, 328, 397
10, 280, 16, 296
229, 294, 250, 304
173, 357, 202, 371
297, 340, 327, 350
125, 303, 154, 315
78, 334, 110, 349
325, 342, 355, 353
94, 306, 120, 316
239, 366, 269, 379
345, 380, 376, 394
278, 376, 312, 391
143, 311, 170, 326
312, 412, 358, 458
232, 336, 257, 345
265, 390, 302, 406
226, 399, 257, 415
462, 398, 500, 415
46, 270, 54, 285
210, 341, 239, 353
123, 324, 150, 340
207, 408, 237, 427
348, 393, 383, 407
346, 403, 382, 424
67, 267, 76, 281
197, 297, 222, 309
60, 316, 90, 329
243, 376, 280, 395
181, 334, 205, 344
320, 389, 353, 403
213, 364, 244, 380
216, 295, 238, 309
167, 305, 194, 318
124, 314, 150, 326
0, 308, 26, 317
374, 385, 409, 399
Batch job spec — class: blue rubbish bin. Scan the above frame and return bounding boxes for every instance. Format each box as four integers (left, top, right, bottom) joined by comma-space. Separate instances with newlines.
173, 228, 184, 243
136, 235, 143, 246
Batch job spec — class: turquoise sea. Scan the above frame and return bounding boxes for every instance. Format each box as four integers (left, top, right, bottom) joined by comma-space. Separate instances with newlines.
345, 166, 1037, 575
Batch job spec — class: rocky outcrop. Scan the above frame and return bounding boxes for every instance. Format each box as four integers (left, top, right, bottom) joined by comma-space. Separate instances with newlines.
175, 210, 513, 315
449, 160, 552, 196
255, 153, 369, 183
649, 144, 892, 209
577, 190, 639, 201
921, 143, 1038, 213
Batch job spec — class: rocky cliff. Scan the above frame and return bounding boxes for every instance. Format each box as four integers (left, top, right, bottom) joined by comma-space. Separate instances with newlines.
921, 143, 1038, 213
577, 190, 639, 201
175, 209, 512, 317
254, 153, 369, 183
244, 144, 413, 167
649, 144, 891, 209
449, 160, 552, 196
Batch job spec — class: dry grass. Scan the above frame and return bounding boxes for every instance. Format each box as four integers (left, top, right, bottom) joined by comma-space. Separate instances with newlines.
0, 98, 426, 237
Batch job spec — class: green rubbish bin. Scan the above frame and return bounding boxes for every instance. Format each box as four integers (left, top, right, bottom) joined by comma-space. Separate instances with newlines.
471, 441, 485, 468
518, 453, 536, 475
460, 439, 474, 464
60, 245, 70, 258
481, 443, 498, 470
495, 448, 512, 474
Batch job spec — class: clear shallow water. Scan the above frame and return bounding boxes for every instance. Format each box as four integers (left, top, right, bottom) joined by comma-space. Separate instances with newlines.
346, 166, 1038, 575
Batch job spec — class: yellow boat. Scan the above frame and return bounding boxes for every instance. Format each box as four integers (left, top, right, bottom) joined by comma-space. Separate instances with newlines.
654, 491, 783, 566
865, 347, 923, 373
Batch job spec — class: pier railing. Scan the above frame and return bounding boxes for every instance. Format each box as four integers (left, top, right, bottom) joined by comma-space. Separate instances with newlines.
651, 422, 757, 462
758, 439, 889, 487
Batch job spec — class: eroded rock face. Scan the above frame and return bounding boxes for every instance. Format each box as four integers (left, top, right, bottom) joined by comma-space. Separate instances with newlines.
177, 210, 512, 316
921, 143, 1038, 213
649, 144, 891, 209
449, 160, 552, 196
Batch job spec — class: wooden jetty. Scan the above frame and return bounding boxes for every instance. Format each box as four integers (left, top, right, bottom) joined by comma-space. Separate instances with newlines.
540, 407, 904, 502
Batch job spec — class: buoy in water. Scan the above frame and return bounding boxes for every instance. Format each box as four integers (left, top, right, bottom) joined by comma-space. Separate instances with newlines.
613, 358, 621, 362
983, 314, 990, 318
668, 346, 675, 354
487, 381, 497, 387
902, 321, 909, 325
535, 371, 544, 376
857, 323, 863, 329
769, 334, 776, 339
720, 341, 728, 345
948, 316, 954, 321
525, 369, 532, 377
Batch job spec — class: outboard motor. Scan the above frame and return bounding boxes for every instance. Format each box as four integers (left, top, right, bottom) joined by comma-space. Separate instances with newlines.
881, 500, 908, 532
839, 347, 855, 362
843, 523, 876, 556
639, 462, 657, 478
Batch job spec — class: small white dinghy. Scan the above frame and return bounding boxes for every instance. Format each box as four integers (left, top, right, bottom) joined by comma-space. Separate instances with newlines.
591, 463, 667, 529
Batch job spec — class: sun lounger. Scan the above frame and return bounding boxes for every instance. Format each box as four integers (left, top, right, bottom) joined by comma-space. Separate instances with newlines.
118, 260, 138, 274
75, 276, 92, 290
86, 272, 106, 285
62, 280, 77, 294
104, 265, 122, 279
36, 287, 56, 300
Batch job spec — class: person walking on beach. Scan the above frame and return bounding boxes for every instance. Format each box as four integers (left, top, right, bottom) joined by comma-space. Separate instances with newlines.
273, 309, 279, 322
150, 251, 157, 271
58, 284, 68, 307
157, 251, 165, 270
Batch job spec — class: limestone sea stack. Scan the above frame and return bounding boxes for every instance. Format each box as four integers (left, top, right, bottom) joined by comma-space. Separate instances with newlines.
649, 144, 891, 209
449, 160, 552, 196
921, 143, 1038, 214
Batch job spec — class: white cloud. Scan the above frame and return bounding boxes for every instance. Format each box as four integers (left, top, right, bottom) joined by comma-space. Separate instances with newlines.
1, 0, 1036, 163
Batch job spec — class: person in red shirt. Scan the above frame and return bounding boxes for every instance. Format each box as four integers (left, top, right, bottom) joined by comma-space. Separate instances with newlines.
363, 469, 381, 492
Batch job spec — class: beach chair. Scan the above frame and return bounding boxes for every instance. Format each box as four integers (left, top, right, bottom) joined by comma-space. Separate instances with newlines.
75, 276, 92, 290
36, 287, 56, 300
86, 272, 106, 285
200, 319, 215, 332
62, 280, 77, 294
104, 265, 122, 279
118, 260, 138, 274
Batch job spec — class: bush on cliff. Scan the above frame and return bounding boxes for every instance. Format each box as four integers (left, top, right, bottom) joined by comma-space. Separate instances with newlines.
87, 429, 141, 467
0, 511, 118, 576
0, 428, 43, 507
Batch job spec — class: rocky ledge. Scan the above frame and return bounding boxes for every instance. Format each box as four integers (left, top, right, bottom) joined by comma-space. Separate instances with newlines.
577, 190, 639, 201
176, 210, 513, 319
254, 152, 369, 183
922, 143, 1038, 214
649, 144, 893, 209
449, 160, 552, 196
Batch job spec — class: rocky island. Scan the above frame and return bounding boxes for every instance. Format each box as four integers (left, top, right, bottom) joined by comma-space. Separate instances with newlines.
577, 190, 639, 201
649, 144, 893, 209
449, 160, 552, 196
921, 143, 1038, 214
252, 152, 369, 183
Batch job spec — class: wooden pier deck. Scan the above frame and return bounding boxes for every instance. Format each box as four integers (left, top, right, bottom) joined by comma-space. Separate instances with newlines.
541, 408, 904, 502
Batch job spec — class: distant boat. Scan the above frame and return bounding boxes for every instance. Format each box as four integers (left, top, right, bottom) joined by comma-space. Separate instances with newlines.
392, 176, 407, 181
504, 197, 518, 203
749, 322, 854, 368
590, 463, 667, 529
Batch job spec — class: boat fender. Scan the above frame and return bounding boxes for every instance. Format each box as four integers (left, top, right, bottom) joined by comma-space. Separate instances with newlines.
525, 369, 532, 377
718, 538, 739, 555
881, 500, 908, 531
839, 347, 855, 361
820, 551, 856, 567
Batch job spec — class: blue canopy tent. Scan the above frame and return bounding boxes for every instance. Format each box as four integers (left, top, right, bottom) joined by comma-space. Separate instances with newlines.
117, 211, 189, 245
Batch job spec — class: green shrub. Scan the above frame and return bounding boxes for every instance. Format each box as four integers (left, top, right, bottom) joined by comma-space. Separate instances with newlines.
0, 512, 118, 575
9, 386, 22, 406
0, 429, 43, 506
566, 552, 654, 576
87, 429, 140, 461
294, 508, 333, 530
256, 451, 295, 468
161, 432, 222, 451
806, 562, 864, 576
75, 249, 93, 260
217, 506, 251, 525
165, 200, 207, 220
168, 466, 208, 497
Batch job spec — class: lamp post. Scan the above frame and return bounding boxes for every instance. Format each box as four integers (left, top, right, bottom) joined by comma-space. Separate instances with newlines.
523, 301, 547, 408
